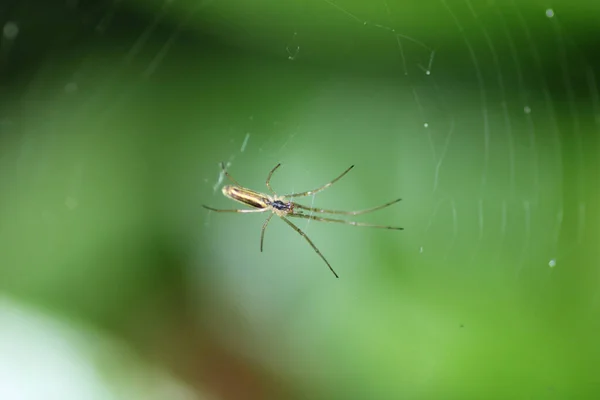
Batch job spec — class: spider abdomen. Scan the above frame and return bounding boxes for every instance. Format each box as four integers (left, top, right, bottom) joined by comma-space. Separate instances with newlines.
222, 185, 269, 209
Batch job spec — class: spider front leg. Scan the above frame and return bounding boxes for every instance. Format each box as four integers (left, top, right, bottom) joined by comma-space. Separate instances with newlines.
281, 165, 355, 198
219, 162, 242, 186
289, 213, 403, 230
202, 205, 268, 213
280, 216, 339, 278
260, 213, 274, 251
265, 163, 282, 195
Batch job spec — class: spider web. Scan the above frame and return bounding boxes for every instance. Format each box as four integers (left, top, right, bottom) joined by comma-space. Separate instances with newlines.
1, 0, 598, 397
191, 0, 596, 286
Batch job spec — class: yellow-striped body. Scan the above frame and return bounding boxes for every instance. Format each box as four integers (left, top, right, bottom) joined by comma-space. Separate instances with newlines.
222, 185, 270, 209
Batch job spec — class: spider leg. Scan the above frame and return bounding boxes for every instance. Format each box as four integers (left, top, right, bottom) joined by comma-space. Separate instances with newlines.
293, 198, 402, 215
219, 162, 242, 186
265, 163, 282, 195
202, 205, 267, 213
260, 213, 274, 251
281, 165, 355, 198
289, 213, 403, 230
280, 216, 339, 278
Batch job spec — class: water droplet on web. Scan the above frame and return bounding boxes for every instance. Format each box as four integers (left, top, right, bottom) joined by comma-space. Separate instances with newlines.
3, 22, 19, 40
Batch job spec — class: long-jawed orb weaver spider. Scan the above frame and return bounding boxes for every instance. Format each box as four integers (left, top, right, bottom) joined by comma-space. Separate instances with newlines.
203, 162, 403, 278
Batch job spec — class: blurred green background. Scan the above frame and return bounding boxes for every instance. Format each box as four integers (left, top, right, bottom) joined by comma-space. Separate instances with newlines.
0, 0, 599, 399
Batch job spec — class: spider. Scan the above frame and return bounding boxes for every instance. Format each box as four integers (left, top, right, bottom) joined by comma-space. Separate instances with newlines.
203, 162, 403, 278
